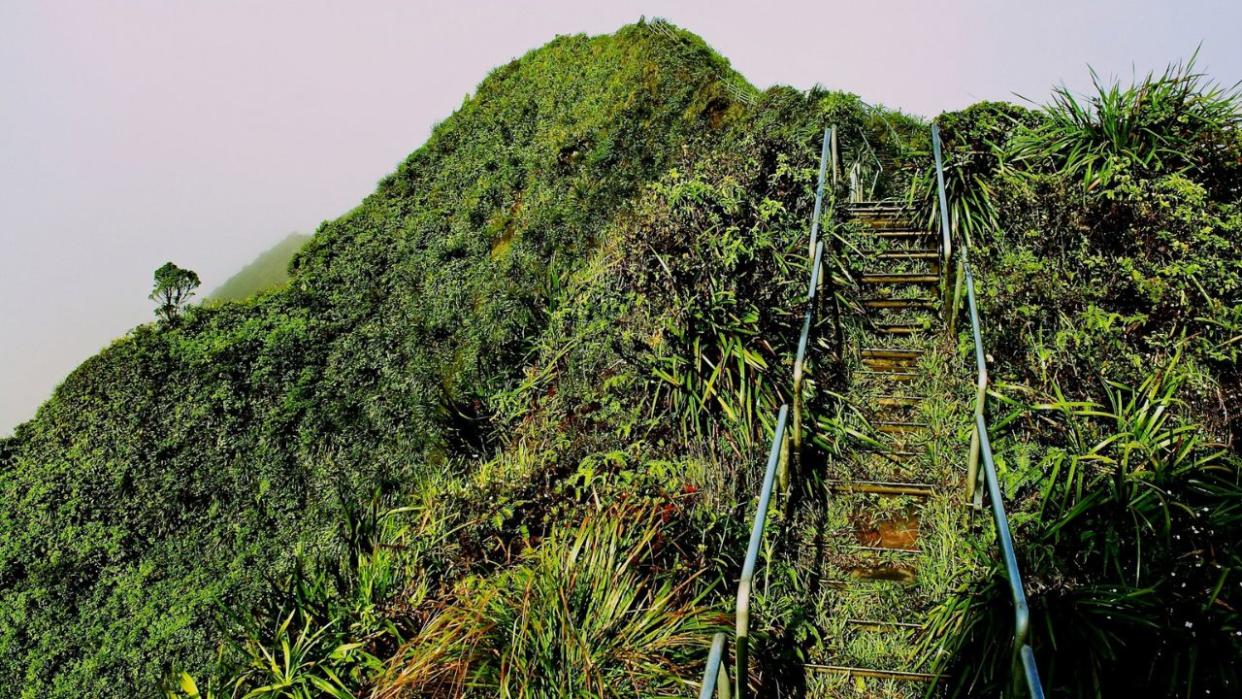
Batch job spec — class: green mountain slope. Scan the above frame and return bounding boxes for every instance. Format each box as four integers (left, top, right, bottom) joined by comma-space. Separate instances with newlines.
0, 20, 873, 696
2, 20, 1239, 699
208, 233, 311, 301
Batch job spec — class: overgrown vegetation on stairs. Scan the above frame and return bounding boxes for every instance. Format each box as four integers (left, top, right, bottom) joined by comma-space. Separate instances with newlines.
1, 20, 1238, 699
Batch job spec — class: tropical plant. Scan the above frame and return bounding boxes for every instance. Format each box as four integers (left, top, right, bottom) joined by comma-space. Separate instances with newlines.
1008, 53, 1242, 194
922, 355, 1241, 697
150, 261, 201, 321
376, 507, 726, 698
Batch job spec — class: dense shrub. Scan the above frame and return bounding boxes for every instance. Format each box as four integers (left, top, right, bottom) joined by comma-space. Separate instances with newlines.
923, 60, 1242, 698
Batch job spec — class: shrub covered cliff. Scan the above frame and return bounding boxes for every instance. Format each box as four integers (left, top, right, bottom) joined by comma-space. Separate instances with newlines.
1, 20, 1239, 699
0, 21, 912, 697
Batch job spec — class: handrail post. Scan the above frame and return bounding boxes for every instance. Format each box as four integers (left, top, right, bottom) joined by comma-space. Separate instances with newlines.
786, 128, 832, 496
830, 126, 840, 189
735, 405, 788, 699
791, 241, 825, 490
931, 124, 953, 323
963, 262, 987, 509
977, 416, 1045, 698
699, 632, 731, 699
809, 127, 830, 259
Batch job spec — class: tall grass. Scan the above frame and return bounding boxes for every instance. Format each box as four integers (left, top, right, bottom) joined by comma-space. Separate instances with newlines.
920, 354, 1242, 696
375, 507, 726, 698
1009, 53, 1241, 192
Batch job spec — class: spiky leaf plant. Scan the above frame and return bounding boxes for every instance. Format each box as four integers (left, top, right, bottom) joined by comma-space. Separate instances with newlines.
1008, 53, 1242, 196
921, 354, 1241, 697
375, 506, 726, 698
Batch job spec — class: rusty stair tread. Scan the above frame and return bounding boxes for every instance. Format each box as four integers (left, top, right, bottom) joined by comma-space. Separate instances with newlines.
850, 544, 921, 554
857, 370, 918, 381
860, 360, 919, 369
860, 273, 940, 284
875, 250, 940, 259
803, 664, 937, 681
874, 395, 924, 406
845, 562, 917, 584
861, 297, 938, 309
857, 448, 921, 461
845, 619, 924, 631
861, 347, 923, 357
826, 479, 936, 496
865, 230, 934, 238
874, 324, 930, 335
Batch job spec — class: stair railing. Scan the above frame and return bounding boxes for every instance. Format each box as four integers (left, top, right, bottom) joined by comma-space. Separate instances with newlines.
694, 125, 838, 699
931, 125, 953, 322
932, 124, 1046, 699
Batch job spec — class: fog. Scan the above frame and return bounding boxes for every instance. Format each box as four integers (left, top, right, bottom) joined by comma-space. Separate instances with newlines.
2, 0, 1238, 435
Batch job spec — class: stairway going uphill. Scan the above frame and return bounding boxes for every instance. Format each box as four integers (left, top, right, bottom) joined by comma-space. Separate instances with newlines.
693, 126, 1045, 699
797, 200, 974, 698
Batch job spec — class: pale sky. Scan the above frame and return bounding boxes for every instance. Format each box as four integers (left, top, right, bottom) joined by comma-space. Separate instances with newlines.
2, 0, 1239, 434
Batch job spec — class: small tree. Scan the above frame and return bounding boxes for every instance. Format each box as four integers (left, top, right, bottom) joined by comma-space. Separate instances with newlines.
150, 262, 200, 322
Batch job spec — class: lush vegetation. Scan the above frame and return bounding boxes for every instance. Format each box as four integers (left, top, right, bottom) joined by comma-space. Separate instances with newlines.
208, 233, 311, 302
151, 262, 202, 321
0, 21, 897, 698
1, 21, 1237, 699
918, 59, 1242, 697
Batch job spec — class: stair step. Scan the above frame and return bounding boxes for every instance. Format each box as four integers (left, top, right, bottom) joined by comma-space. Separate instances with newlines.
876, 250, 940, 260
861, 358, 917, 371
861, 297, 937, 310
804, 664, 937, 682
860, 273, 940, 285
851, 544, 921, 554
826, 479, 936, 496
875, 396, 923, 407
851, 506, 921, 551
850, 200, 909, 209
874, 323, 929, 335
847, 563, 916, 584
845, 619, 924, 632
857, 370, 918, 382
861, 347, 922, 359
850, 207, 913, 216
850, 206, 912, 214
874, 421, 927, 434
866, 230, 934, 239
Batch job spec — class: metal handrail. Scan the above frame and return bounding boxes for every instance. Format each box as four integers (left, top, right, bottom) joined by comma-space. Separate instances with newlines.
734, 404, 787, 698
699, 632, 731, 699
695, 126, 837, 698
931, 125, 953, 317
977, 415, 1044, 699
935, 124, 1046, 698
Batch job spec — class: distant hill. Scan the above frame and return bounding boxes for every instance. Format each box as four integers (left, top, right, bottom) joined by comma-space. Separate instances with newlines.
208, 232, 310, 301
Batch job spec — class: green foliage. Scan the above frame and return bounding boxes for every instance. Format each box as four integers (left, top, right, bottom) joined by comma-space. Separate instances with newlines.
8, 17, 1236, 699
0, 22, 770, 697
209, 234, 311, 302
375, 507, 725, 698
151, 261, 202, 321
921, 57, 1242, 698
926, 355, 1241, 697
1010, 54, 1242, 195
911, 101, 1043, 246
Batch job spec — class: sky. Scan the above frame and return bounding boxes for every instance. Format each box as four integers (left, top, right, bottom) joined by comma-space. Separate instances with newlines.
2, 0, 1239, 435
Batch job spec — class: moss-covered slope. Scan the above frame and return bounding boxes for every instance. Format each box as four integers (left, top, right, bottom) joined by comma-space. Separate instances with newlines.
0, 21, 907, 697
208, 233, 311, 302
0, 22, 756, 696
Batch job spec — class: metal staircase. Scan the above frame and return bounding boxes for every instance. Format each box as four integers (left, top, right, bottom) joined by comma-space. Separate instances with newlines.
695, 126, 1045, 699
797, 199, 947, 697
